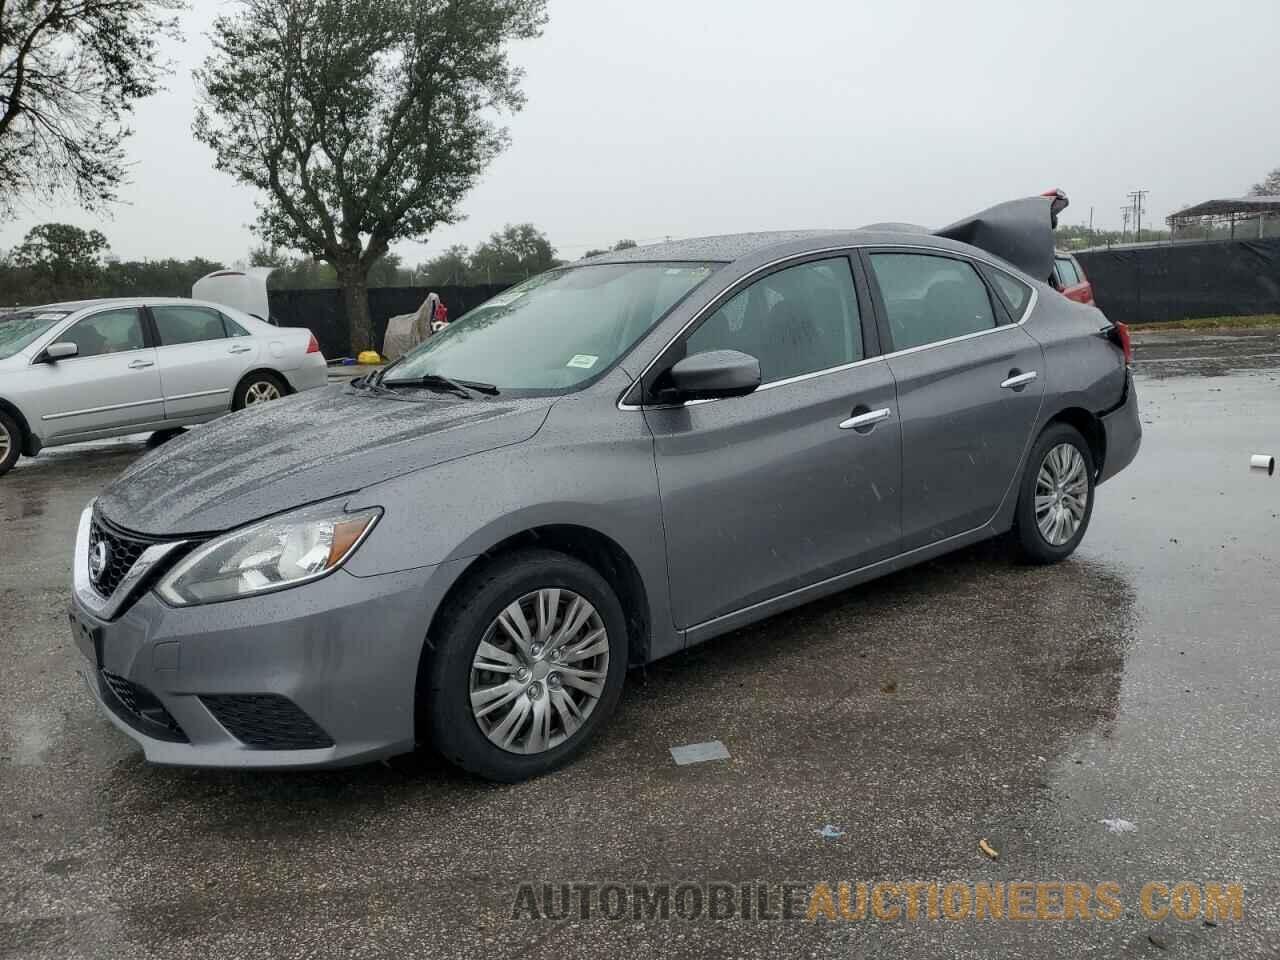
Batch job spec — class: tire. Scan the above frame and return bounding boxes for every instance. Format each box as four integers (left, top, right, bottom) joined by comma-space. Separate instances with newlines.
0, 411, 20, 477
147, 428, 187, 448
1010, 423, 1096, 564
233, 372, 288, 411
425, 549, 628, 783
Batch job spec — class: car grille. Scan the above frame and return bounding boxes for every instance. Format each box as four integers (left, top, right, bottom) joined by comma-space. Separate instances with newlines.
200, 694, 335, 750
99, 669, 189, 742
88, 516, 152, 598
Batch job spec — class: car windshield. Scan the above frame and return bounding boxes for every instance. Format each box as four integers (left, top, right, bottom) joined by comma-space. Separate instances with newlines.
383, 262, 719, 395
0, 310, 68, 360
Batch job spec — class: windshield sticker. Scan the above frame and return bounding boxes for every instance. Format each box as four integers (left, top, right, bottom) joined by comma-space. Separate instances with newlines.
567, 354, 599, 369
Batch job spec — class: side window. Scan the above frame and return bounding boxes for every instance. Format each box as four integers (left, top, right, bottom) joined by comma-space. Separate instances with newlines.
869, 253, 996, 351
151, 305, 229, 346
685, 258, 863, 383
1054, 258, 1079, 287
987, 268, 1033, 318
222, 314, 251, 337
62, 308, 146, 359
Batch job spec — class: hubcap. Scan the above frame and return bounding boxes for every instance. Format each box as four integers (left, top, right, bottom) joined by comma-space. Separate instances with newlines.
0, 422, 10, 462
245, 381, 281, 405
1035, 443, 1089, 546
469, 588, 610, 755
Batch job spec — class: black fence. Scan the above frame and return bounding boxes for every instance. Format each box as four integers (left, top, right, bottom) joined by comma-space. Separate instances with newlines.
268, 283, 511, 358
1076, 238, 1280, 325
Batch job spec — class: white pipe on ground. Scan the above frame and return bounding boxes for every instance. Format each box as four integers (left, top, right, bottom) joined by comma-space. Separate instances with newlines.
1251, 454, 1275, 475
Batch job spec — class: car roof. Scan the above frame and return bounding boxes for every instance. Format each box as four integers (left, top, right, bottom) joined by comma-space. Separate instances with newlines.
19, 297, 256, 315
577, 229, 1017, 269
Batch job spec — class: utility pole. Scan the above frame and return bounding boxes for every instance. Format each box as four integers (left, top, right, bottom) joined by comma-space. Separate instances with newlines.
1128, 189, 1149, 242
1121, 206, 1132, 243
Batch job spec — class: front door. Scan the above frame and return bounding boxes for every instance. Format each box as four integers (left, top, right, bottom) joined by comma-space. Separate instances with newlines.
148, 304, 259, 418
643, 255, 902, 630
36, 307, 164, 441
864, 250, 1045, 551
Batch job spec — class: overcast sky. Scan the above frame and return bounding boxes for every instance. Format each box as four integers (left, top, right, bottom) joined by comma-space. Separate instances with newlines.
3, 0, 1278, 265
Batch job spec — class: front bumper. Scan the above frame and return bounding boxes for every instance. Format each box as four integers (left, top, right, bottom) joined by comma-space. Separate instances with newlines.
71, 537, 470, 769
1098, 370, 1142, 484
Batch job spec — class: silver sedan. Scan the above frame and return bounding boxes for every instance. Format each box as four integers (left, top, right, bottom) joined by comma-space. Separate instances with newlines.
0, 297, 327, 475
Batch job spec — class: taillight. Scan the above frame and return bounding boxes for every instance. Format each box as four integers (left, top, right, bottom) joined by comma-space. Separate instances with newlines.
306, 334, 321, 354
1108, 321, 1133, 365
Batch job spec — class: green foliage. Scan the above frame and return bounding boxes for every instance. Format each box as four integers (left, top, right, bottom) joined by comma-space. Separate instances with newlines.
417, 244, 472, 286
0, 0, 185, 219
194, 0, 547, 351
1249, 167, 1280, 197
581, 238, 638, 259
418, 224, 561, 286
469, 223, 562, 284
0, 223, 224, 305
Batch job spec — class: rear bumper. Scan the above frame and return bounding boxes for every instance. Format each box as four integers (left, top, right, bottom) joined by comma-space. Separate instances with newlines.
284, 354, 328, 393
70, 559, 469, 769
1098, 371, 1142, 484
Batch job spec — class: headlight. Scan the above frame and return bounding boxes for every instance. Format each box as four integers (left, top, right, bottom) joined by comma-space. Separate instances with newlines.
156, 504, 381, 606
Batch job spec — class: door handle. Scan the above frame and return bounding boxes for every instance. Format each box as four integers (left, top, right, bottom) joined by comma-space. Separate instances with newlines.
1001, 371, 1038, 390
229, 345, 253, 354
128, 359, 154, 369
839, 408, 892, 431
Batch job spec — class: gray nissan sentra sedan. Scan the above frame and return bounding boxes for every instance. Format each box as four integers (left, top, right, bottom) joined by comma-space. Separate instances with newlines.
70, 198, 1141, 782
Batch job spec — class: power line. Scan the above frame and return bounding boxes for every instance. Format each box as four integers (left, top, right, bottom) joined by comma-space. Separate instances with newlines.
1128, 189, 1149, 240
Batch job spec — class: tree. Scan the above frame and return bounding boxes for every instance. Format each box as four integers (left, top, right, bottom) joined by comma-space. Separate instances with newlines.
418, 243, 471, 286
1249, 168, 1280, 197
367, 250, 413, 287
12, 222, 109, 298
0, 0, 184, 219
195, 0, 548, 354
613, 239, 637, 251
469, 222, 560, 284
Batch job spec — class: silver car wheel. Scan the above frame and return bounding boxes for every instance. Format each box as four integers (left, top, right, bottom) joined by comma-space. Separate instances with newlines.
0, 422, 10, 461
244, 381, 281, 405
469, 588, 610, 756
1035, 442, 1089, 546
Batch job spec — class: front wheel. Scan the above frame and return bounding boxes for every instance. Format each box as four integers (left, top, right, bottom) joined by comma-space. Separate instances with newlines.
0, 411, 20, 477
1011, 423, 1096, 564
424, 549, 628, 782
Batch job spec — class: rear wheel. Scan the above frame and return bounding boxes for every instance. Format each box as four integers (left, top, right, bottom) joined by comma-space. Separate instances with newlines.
425, 549, 628, 782
0, 412, 20, 477
1011, 423, 1096, 564
233, 372, 287, 410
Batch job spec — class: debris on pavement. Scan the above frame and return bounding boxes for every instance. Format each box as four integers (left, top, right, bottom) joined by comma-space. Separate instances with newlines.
1102, 818, 1138, 834
978, 838, 999, 859
1251, 454, 1275, 475
669, 741, 730, 766
816, 825, 846, 840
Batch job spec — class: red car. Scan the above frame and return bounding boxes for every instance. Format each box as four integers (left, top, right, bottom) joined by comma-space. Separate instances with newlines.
1052, 252, 1094, 305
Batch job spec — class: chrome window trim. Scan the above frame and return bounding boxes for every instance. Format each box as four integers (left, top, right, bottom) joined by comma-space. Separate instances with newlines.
27, 305, 152, 367
617, 241, 1039, 411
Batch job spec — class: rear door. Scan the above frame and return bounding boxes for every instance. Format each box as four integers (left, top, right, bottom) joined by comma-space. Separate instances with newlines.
34, 307, 164, 441
643, 254, 902, 629
148, 304, 259, 418
863, 249, 1045, 551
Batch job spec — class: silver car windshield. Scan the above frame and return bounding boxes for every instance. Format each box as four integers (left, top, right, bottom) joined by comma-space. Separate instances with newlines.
0, 311, 69, 360
384, 262, 719, 396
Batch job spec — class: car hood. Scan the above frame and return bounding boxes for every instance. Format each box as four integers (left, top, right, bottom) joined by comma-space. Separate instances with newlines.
97, 384, 555, 536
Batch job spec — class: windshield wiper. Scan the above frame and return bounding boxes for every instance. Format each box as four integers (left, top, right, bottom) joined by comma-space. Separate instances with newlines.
380, 373, 500, 397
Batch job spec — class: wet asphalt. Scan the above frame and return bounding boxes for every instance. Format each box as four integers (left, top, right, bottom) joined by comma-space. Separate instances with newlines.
1, 330, 1278, 959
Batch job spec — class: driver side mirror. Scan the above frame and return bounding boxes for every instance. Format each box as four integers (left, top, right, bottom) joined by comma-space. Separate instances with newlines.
661, 349, 761, 402
41, 342, 79, 362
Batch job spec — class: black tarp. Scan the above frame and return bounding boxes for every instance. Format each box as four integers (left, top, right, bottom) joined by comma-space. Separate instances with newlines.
1075, 238, 1280, 325
268, 283, 509, 357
